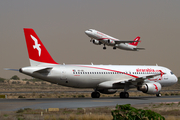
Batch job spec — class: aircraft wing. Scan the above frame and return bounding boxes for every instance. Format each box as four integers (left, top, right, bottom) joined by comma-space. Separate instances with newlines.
4, 68, 19, 71
98, 73, 163, 88
115, 41, 140, 44
120, 73, 163, 83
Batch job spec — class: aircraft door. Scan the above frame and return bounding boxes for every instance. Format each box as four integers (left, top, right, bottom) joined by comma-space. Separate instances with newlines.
162, 69, 168, 80
60, 67, 67, 80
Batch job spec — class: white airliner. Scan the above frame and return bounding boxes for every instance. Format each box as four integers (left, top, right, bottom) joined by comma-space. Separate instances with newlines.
9, 28, 177, 98
85, 29, 145, 51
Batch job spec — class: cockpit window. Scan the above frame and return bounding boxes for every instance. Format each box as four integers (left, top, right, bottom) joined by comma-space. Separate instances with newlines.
87, 29, 93, 32
170, 71, 174, 75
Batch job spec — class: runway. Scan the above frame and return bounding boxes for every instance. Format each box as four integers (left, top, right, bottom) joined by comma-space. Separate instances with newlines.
0, 95, 180, 111
0, 90, 179, 94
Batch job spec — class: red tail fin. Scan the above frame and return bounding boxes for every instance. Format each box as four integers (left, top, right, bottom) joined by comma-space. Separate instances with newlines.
129, 36, 140, 46
23, 28, 58, 66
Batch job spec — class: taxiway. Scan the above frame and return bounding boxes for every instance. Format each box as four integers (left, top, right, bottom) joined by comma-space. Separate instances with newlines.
0, 96, 180, 111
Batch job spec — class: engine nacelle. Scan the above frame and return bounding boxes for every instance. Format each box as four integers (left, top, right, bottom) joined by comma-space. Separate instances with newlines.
98, 89, 117, 94
137, 82, 161, 94
107, 39, 115, 45
92, 39, 101, 45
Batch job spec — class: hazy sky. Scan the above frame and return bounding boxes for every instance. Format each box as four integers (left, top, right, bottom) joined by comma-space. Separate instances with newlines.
0, 0, 180, 79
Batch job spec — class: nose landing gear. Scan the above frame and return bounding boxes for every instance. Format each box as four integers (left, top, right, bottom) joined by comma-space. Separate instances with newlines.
156, 93, 161, 97
91, 91, 100, 98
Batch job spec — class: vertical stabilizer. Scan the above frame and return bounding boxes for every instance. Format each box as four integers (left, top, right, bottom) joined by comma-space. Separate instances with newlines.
129, 36, 140, 46
23, 28, 58, 66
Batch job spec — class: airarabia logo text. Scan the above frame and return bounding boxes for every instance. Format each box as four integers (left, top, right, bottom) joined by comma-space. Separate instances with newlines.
136, 68, 160, 72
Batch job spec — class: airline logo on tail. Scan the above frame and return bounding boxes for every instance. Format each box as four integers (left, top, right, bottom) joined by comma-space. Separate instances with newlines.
129, 36, 140, 46
24, 28, 58, 66
30, 35, 41, 56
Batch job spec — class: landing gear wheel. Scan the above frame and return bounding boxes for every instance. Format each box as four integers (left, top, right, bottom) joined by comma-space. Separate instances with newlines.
103, 44, 106, 50
120, 92, 124, 98
156, 93, 161, 97
91, 92, 100, 98
124, 92, 129, 98
120, 92, 129, 98
113, 47, 116, 49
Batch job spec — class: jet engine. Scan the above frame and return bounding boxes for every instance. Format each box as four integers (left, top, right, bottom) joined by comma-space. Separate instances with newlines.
98, 89, 117, 94
137, 82, 161, 94
92, 39, 101, 45
107, 39, 115, 45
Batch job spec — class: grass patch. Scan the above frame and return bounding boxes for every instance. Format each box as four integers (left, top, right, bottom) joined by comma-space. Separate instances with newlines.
0, 103, 180, 120
0, 95, 6, 98
3, 114, 8, 117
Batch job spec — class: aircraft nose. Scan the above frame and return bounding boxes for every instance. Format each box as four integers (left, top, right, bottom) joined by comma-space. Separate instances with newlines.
175, 75, 178, 83
85, 30, 89, 35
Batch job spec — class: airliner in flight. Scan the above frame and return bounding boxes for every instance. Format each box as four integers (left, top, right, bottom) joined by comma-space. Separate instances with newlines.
85, 29, 145, 51
8, 28, 177, 98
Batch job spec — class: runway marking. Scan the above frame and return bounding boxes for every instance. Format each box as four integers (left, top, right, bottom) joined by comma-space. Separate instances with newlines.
159, 98, 180, 100
92, 100, 113, 102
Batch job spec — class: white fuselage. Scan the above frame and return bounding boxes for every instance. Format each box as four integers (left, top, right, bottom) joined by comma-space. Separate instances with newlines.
18, 28, 177, 98
21, 64, 177, 89
85, 29, 137, 50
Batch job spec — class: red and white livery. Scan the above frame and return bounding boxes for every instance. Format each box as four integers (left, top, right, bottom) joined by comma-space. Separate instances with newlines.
85, 29, 144, 51
17, 28, 178, 98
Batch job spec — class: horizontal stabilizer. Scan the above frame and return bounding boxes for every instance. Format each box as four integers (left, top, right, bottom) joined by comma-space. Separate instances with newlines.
33, 67, 52, 76
134, 48, 145, 51
4, 68, 19, 71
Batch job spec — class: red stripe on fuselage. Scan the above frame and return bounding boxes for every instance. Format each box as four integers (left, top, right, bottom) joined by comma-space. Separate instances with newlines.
97, 38, 120, 41
76, 65, 139, 78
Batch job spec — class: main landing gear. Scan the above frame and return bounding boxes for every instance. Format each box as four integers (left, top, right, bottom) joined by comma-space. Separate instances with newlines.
91, 91, 161, 98
119, 92, 129, 98
103, 44, 106, 50
113, 46, 116, 49
91, 91, 100, 98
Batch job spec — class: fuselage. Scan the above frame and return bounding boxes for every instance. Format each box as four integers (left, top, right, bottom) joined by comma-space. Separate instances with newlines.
85, 29, 138, 51
19, 28, 177, 98
21, 64, 178, 89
